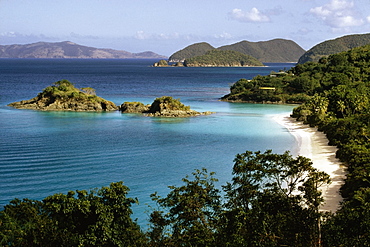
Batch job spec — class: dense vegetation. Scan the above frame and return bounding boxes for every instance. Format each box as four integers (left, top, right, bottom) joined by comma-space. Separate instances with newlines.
183, 50, 263, 67
169, 42, 215, 62
1, 151, 330, 246
218, 38, 305, 63
224, 43, 370, 245
169, 39, 305, 63
8, 79, 118, 111
222, 44, 370, 104
298, 33, 370, 64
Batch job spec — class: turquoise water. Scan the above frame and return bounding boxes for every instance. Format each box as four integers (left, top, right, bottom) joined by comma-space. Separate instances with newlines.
0, 59, 296, 225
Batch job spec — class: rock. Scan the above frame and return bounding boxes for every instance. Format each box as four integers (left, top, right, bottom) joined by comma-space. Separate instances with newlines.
120, 102, 150, 113
121, 96, 215, 117
153, 59, 169, 67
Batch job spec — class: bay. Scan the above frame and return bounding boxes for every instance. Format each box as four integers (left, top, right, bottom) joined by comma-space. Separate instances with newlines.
0, 59, 297, 226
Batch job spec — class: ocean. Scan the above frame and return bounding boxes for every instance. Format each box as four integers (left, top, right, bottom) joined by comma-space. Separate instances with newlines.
0, 59, 297, 226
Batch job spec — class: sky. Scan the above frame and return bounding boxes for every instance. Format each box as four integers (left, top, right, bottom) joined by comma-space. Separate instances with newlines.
1, 0, 370, 56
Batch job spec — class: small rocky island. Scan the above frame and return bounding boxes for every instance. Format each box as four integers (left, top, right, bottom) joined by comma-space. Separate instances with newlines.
8, 80, 118, 111
120, 96, 213, 117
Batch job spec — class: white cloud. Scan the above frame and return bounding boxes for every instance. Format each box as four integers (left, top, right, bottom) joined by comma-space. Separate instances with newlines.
310, 0, 364, 28
229, 8, 270, 23
213, 32, 233, 39
367, 16, 370, 23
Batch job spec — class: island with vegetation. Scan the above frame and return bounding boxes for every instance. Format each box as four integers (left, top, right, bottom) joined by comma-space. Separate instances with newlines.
8, 80, 118, 111
183, 50, 263, 67
154, 50, 263, 67
169, 38, 305, 63
120, 96, 213, 117
298, 32, 370, 64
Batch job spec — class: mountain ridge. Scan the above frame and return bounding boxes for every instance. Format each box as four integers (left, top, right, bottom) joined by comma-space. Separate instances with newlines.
0, 41, 167, 59
169, 39, 305, 63
298, 33, 370, 64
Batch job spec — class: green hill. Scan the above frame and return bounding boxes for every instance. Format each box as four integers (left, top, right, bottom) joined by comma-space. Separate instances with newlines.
218, 39, 305, 63
298, 33, 370, 64
222, 44, 370, 104
183, 50, 264, 67
168, 42, 215, 62
169, 39, 305, 63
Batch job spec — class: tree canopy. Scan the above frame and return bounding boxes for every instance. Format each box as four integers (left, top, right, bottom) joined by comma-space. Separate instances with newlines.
1, 151, 331, 246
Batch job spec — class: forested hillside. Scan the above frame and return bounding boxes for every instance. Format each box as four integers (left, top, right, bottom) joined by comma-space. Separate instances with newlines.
224, 44, 370, 245
168, 42, 215, 62
183, 50, 263, 67
169, 39, 305, 63
218, 38, 305, 63
298, 33, 370, 64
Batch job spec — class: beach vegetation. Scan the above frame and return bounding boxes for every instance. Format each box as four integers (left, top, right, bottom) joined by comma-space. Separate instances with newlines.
222, 43, 370, 245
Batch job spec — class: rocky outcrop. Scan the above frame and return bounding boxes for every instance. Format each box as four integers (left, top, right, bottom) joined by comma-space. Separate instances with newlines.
120, 102, 150, 113
8, 80, 118, 111
120, 96, 214, 117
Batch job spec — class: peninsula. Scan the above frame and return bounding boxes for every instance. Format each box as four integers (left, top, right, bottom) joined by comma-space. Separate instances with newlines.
8, 80, 118, 111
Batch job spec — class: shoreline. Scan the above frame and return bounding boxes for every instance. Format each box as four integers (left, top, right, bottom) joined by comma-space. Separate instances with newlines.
273, 113, 346, 212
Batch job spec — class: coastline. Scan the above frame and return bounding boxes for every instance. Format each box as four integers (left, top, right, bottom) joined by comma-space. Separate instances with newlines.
273, 113, 346, 212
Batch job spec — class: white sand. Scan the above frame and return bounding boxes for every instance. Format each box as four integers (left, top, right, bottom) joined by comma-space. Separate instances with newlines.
273, 113, 346, 212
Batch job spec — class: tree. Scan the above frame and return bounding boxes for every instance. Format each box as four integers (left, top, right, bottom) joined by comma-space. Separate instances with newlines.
148, 168, 221, 246
220, 150, 330, 247
322, 188, 370, 246
81, 87, 96, 95
0, 182, 147, 246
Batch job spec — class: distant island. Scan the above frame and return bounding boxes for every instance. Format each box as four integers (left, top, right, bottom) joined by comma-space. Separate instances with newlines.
120, 96, 213, 117
8, 80, 118, 111
169, 39, 305, 63
184, 50, 263, 67
298, 33, 370, 63
154, 50, 263, 67
0, 41, 167, 59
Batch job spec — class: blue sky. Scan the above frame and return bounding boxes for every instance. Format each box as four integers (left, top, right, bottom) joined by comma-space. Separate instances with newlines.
1, 0, 370, 56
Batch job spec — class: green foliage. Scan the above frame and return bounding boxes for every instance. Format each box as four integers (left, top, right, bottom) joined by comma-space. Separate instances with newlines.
219, 150, 329, 246
218, 38, 305, 63
149, 96, 191, 112
322, 188, 370, 246
149, 168, 221, 246
169, 42, 215, 62
224, 43, 370, 104
36, 80, 115, 109
0, 182, 146, 246
287, 44, 370, 244
298, 33, 370, 63
184, 49, 263, 67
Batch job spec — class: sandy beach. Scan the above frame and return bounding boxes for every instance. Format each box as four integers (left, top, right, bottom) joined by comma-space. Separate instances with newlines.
274, 113, 346, 212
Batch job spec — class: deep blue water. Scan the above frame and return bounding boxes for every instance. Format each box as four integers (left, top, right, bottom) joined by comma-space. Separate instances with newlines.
0, 59, 297, 226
